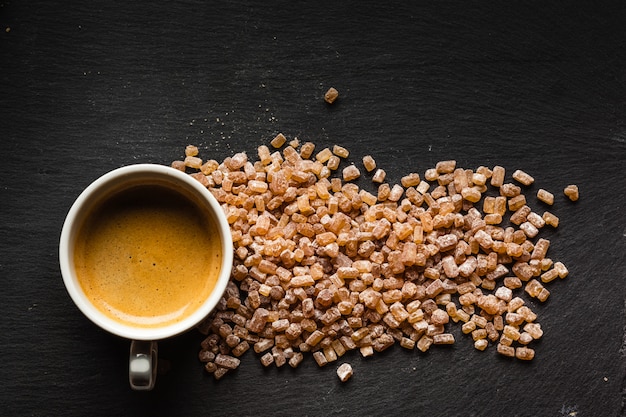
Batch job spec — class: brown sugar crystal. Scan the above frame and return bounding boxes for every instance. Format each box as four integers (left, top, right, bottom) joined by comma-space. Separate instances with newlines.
342, 164, 361, 181
537, 189, 554, 205
515, 346, 535, 360
512, 169, 534, 186
333, 145, 350, 158
337, 363, 353, 382
362, 155, 376, 172
490, 165, 505, 187
542, 211, 559, 228
270, 133, 287, 148
185, 145, 199, 157
564, 184, 579, 201
186, 134, 575, 380
324, 87, 339, 104
372, 168, 386, 183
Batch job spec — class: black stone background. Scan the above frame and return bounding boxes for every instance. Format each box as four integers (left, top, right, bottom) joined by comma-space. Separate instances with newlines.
1, 1, 625, 416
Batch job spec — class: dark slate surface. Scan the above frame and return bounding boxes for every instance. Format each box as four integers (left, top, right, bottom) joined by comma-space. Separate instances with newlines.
1, 1, 625, 416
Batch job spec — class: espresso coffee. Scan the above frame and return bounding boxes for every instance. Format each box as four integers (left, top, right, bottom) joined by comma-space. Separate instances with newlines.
74, 184, 223, 329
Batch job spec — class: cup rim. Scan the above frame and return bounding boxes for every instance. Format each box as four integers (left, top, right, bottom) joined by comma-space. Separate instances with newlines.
59, 163, 233, 341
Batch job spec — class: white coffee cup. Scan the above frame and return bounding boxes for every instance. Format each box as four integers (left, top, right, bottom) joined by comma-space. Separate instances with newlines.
59, 164, 233, 390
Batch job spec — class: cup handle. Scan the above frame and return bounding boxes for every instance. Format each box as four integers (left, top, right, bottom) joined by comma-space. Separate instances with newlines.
129, 340, 158, 391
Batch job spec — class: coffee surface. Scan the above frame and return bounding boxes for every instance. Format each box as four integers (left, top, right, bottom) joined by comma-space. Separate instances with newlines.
74, 185, 222, 328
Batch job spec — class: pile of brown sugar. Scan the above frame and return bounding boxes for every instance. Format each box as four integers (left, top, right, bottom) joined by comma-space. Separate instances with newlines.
171, 134, 576, 381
